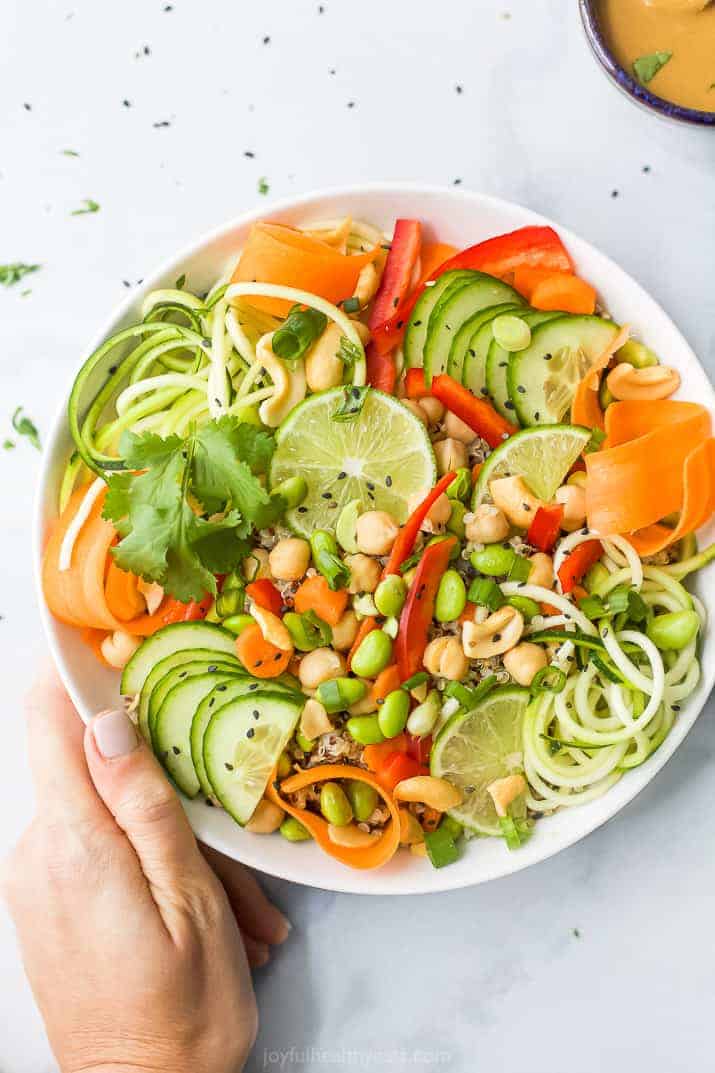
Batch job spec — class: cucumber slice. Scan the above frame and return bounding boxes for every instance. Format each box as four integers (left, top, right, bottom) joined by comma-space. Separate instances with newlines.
204, 693, 302, 825
485, 311, 561, 419
508, 315, 620, 426
136, 647, 242, 741
121, 622, 237, 696
472, 424, 591, 505
423, 275, 524, 384
403, 270, 476, 369
147, 658, 242, 747
192, 677, 302, 799
155, 672, 238, 797
447, 303, 523, 383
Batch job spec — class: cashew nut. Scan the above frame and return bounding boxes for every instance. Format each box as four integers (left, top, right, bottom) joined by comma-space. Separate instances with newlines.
299, 698, 333, 741
423, 636, 469, 681
528, 552, 554, 588
398, 808, 425, 845
256, 333, 307, 427
489, 475, 545, 529
136, 578, 164, 615
606, 363, 680, 401
486, 774, 527, 818
393, 775, 464, 811
353, 261, 380, 307
251, 605, 293, 652
433, 437, 468, 475
554, 484, 587, 532
246, 798, 285, 834
462, 605, 524, 659
305, 322, 345, 392
444, 410, 477, 444
100, 630, 141, 669
419, 396, 446, 424
327, 823, 381, 848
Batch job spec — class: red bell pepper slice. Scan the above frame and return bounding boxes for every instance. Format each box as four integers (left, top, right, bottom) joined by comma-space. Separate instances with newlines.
246, 578, 283, 616
376, 752, 424, 791
363, 733, 408, 772
365, 343, 396, 394
383, 472, 457, 577
369, 220, 421, 335
430, 374, 517, 447
558, 540, 603, 593
527, 504, 564, 553
374, 225, 574, 354
395, 536, 456, 680
406, 732, 432, 766
404, 368, 432, 399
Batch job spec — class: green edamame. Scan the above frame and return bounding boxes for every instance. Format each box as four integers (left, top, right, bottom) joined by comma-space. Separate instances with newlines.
402, 567, 417, 588
346, 780, 379, 822
280, 817, 312, 842
276, 750, 292, 778
374, 574, 407, 618
615, 339, 659, 369
406, 690, 441, 737
271, 475, 308, 508
470, 544, 518, 577
506, 595, 541, 621
316, 676, 367, 713
222, 613, 256, 636
351, 629, 393, 678
378, 689, 410, 738
446, 500, 467, 538
446, 468, 472, 503
346, 714, 385, 745
435, 569, 467, 623
320, 782, 354, 826
284, 610, 332, 651
215, 587, 245, 618
295, 730, 316, 753
599, 379, 614, 411
336, 499, 360, 553
646, 610, 700, 651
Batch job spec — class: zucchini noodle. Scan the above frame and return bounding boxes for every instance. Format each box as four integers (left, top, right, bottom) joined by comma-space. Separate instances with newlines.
500, 582, 597, 634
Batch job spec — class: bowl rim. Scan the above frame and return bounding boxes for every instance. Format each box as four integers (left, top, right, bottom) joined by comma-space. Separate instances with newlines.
33, 181, 715, 895
579, 0, 715, 128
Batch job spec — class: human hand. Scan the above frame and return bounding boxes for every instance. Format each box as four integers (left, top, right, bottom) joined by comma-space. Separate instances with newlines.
2, 671, 291, 1073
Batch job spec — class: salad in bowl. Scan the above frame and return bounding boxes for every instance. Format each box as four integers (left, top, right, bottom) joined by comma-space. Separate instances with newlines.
40, 194, 715, 880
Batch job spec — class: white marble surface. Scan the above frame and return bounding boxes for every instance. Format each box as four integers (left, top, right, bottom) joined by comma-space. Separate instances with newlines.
1, 1, 714, 1070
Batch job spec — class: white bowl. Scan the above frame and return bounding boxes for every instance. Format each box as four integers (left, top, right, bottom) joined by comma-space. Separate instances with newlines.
34, 183, 715, 895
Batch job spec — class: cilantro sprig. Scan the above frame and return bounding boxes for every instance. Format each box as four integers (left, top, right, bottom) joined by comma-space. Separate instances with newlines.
103, 417, 283, 602
0, 264, 41, 287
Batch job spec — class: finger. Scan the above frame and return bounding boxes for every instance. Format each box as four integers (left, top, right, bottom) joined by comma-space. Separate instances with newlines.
201, 844, 291, 946
25, 667, 110, 824
84, 708, 206, 911
241, 931, 270, 969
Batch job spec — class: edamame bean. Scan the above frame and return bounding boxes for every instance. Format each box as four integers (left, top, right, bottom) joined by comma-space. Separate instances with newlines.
223, 570, 243, 591
320, 782, 353, 826
506, 595, 541, 621
492, 314, 531, 352
351, 629, 393, 678
346, 714, 385, 745
646, 610, 700, 651
280, 817, 312, 842
406, 690, 441, 736
374, 574, 408, 618
216, 587, 245, 618
446, 468, 472, 502
295, 730, 316, 753
284, 611, 330, 651
616, 339, 659, 369
346, 780, 379, 822
271, 475, 308, 508
336, 499, 360, 553
222, 613, 256, 636
402, 567, 417, 588
470, 544, 518, 577
447, 500, 467, 538
435, 569, 467, 623
316, 676, 367, 713
599, 379, 614, 411
276, 750, 292, 778
378, 689, 410, 738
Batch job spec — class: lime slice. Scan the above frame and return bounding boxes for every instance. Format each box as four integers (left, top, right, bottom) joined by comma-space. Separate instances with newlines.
472, 423, 590, 506
269, 388, 437, 538
431, 686, 530, 836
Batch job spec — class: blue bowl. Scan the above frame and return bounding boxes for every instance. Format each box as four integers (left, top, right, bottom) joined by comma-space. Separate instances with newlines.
579, 0, 715, 128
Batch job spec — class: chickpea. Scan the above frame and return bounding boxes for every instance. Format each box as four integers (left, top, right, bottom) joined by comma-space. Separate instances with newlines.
503, 643, 548, 686
402, 399, 428, 425
444, 410, 477, 444
298, 648, 346, 690
419, 396, 446, 424
528, 552, 554, 589
305, 323, 344, 392
100, 630, 141, 670
433, 437, 468, 475
242, 546, 272, 581
407, 491, 452, 534
356, 510, 399, 556
554, 484, 587, 532
331, 610, 360, 651
422, 635, 468, 681
268, 537, 311, 581
465, 504, 510, 544
345, 553, 381, 594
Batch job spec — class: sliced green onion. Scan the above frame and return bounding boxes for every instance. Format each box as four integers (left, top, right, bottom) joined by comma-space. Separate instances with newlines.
284, 609, 332, 651
310, 530, 351, 591
467, 577, 505, 611
272, 305, 327, 361
499, 815, 533, 850
342, 296, 360, 314
401, 671, 430, 692
507, 555, 532, 583
424, 825, 461, 868
530, 666, 567, 695
492, 314, 531, 353
444, 674, 498, 711
332, 384, 370, 422
578, 593, 607, 620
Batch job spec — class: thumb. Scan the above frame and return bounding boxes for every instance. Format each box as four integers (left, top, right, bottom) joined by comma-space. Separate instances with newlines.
84, 708, 205, 903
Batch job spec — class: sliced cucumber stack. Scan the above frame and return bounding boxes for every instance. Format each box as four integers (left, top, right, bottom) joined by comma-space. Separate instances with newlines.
422, 274, 524, 383
507, 315, 620, 426
204, 693, 303, 825
462, 306, 530, 400
155, 672, 238, 797
447, 303, 523, 384
147, 657, 242, 747
403, 270, 475, 369
136, 646, 242, 742
121, 621, 237, 696
485, 310, 562, 420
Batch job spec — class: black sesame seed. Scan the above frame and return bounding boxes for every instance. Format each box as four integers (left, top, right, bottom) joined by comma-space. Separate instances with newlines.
322, 492, 332, 499
172, 746, 181, 755
209, 697, 215, 707
468, 348, 475, 357
225, 762, 234, 771
217, 684, 227, 691
274, 652, 282, 661
249, 683, 259, 691
492, 633, 501, 643
351, 386, 361, 399
254, 660, 263, 668
522, 503, 532, 512
298, 506, 308, 513
396, 320, 404, 330
244, 150, 255, 158
517, 385, 526, 394
386, 475, 393, 487
178, 671, 188, 678
206, 798, 214, 807
207, 664, 217, 673
109, 365, 118, 374
499, 361, 508, 368
543, 353, 553, 361
253, 709, 260, 718
338, 471, 347, 479
247, 728, 255, 738
581, 527, 590, 535
367, 481, 375, 490
673, 704, 681, 711
504, 401, 515, 410
611, 189, 619, 198
413, 320, 422, 327
393, 296, 400, 308
534, 412, 540, 421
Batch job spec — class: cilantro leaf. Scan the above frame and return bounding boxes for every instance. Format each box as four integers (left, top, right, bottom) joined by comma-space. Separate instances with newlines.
1, 264, 41, 287
633, 51, 672, 85
12, 407, 41, 449
193, 417, 276, 517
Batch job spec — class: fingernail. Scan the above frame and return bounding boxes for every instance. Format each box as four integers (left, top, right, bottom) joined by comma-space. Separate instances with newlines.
93, 708, 139, 759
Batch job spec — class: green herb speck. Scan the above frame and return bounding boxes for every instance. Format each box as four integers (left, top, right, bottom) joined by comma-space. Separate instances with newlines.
258, 177, 269, 195
71, 199, 100, 216
3, 439, 15, 451
0, 263, 41, 287
11, 407, 41, 450
633, 51, 672, 85
62, 149, 80, 157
